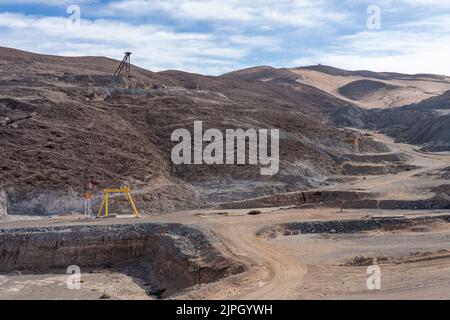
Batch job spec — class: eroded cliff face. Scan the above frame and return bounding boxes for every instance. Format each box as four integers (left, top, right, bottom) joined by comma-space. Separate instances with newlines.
0, 223, 244, 297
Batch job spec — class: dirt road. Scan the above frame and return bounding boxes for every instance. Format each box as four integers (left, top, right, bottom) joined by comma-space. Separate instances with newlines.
173, 131, 450, 299
2, 132, 450, 300
199, 215, 307, 300
330, 130, 450, 200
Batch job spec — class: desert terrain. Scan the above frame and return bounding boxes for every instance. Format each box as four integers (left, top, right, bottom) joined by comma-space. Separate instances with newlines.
1, 47, 450, 300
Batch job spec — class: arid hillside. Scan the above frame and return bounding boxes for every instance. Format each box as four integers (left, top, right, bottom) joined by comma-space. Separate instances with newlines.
4, 46, 450, 214
0, 46, 392, 214
224, 65, 450, 109
2, 47, 450, 301
367, 90, 450, 151
224, 64, 450, 152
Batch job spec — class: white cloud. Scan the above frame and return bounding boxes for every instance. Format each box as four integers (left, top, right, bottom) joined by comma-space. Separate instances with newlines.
2, 1, 450, 76
353, 0, 450, 9
289, 0, 450, 76
0, 12, 271, 74
101, 0, 348, 28
0, 1, 351, 75
293, 30, 450, 75
397, 14, 450, 31
0, 0, 94, 5
400, 0, 450, 7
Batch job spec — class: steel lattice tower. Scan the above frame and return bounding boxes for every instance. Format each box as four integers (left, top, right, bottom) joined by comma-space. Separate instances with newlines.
114, 51, 132, 77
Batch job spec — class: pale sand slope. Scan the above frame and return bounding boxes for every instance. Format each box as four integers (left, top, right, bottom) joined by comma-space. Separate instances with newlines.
289, 68, 450, 109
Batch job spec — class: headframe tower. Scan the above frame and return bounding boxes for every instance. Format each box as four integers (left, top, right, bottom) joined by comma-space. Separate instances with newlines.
114, 51, 132, 77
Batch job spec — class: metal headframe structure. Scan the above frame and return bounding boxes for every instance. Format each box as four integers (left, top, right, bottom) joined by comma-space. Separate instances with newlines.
114, 51, 132, 77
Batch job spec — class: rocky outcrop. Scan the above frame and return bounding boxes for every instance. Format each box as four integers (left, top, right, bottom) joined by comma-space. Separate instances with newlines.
342, 198, 450, 210
0, 190, 7, 216
4, 189, 184, 216
6, 191, 83, 216
341, 164, 419, 176
259, 215, 450, 238
0, 223, 244, 297
221, 190, 373, 209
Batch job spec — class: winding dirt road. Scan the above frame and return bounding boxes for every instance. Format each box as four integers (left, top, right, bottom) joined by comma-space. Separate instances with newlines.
175, 131, 450, 299
201, 215, 308, 300
2, 131, 450, 299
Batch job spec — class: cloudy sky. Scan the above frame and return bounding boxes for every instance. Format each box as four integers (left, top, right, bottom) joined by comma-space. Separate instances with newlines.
0, 0, 450, 75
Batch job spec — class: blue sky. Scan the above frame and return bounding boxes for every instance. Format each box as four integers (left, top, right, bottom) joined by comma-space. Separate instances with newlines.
1, 0, 450, 75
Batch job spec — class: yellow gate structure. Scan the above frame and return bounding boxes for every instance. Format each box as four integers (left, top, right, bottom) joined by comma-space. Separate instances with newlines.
97, 188, 141, 218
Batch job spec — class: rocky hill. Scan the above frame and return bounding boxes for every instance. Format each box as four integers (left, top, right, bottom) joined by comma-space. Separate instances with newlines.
224, 64, 450, 152
366, 91, 450, 151
1, 46, 446, 215
225, 65, 450, 109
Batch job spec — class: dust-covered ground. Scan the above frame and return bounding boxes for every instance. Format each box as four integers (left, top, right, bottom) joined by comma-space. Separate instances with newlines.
0, 125, 450, 299
2, 207, 450, 300
2, 47, 450, 300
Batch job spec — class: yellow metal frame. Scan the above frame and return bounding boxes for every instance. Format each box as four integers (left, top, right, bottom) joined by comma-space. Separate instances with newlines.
97, 188, 141, 218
